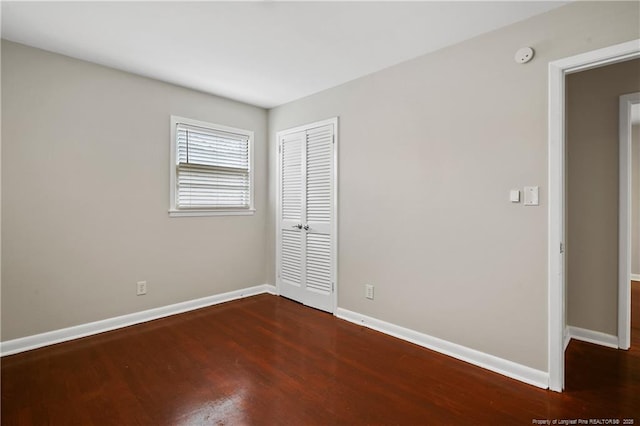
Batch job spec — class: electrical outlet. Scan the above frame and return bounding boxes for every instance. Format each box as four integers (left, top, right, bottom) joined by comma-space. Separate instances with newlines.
365, 284, 374, 300
137, 281, 147, 296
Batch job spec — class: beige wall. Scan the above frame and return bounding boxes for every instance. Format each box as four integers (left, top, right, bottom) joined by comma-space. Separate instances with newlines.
1, 41, 269, 340
566, 59, 640, 335
268, 1, 640, 371
0, 43, 2, 342
633, 124, 640, 277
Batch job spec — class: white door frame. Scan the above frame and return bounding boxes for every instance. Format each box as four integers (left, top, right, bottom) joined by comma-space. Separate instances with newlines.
548, 39, 640, 392
619, 91, 640, 350
275, 117, 339, 313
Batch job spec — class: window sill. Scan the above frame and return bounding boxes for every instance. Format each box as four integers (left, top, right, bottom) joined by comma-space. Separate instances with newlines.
169, 208, 256, 218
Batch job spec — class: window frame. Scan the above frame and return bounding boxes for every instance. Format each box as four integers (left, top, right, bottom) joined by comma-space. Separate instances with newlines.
169, 115, 255, 217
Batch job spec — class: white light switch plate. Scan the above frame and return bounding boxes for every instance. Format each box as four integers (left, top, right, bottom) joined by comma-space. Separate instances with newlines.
524, 186, 539, 206
510, 190, 520, 203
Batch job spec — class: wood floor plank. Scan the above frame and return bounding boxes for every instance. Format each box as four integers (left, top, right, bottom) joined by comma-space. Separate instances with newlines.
2, 284, 639, 425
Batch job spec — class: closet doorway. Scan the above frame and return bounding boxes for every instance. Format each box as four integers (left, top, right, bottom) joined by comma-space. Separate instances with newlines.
276, 118, 338, 313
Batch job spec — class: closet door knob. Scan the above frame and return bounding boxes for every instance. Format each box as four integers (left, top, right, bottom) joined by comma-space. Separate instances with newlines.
303, 225, 310, 231
292, 224, 303, 229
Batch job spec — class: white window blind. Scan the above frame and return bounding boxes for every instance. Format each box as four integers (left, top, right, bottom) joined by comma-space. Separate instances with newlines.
171, 117, 253, 214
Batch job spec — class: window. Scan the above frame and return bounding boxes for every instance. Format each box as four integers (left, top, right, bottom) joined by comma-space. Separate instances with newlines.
169, 116, 254, 217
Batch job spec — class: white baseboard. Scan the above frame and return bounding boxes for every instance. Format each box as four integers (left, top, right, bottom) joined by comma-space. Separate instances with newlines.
1, 284, 277, 357
631, 274, 640, 282
563, 327, 571, 351
566, 326, 618, 349
335, 308, 549, 389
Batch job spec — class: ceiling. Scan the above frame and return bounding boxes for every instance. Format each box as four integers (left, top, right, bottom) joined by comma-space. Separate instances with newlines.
1, 1, 566, 109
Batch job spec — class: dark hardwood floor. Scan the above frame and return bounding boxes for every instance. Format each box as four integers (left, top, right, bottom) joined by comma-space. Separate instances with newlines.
2, 284, 639, 425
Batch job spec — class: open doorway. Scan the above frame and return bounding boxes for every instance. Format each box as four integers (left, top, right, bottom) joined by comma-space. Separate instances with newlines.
548, 40, 640, 392
620, 94, 640, 349
565, 65, 639, 353
629, 102, 640, 287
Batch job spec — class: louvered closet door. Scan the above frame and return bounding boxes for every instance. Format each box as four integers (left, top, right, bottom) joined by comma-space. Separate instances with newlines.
279, 131, 306, 304
302, 124, 334, 312
278, 121, 336, 313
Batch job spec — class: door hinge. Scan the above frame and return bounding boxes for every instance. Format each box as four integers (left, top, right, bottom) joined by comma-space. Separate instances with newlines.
560, 243, 564, 253
332, 135, 335, 144
278, 144, 282, 154
332, 282, 335, 292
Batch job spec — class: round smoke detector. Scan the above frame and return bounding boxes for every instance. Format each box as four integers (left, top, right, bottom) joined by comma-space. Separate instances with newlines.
515, 47, 535, 64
